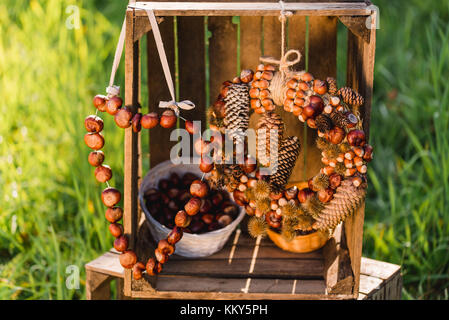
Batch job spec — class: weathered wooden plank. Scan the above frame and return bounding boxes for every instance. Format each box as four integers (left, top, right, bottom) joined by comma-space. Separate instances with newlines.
360, 257, 401, 280
147, 17, 176, 167
86, 271, 112, 300
131, 2, 371, 17
358, 274, 383, 295
85, 251, 124, 278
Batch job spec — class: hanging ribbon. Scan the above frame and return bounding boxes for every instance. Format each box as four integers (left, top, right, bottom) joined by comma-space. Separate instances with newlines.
144, 9, 195, 116
107, 17, 126, 98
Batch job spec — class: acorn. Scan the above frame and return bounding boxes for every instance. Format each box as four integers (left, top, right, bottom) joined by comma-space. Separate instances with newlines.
158, 239, 175, 256
328, 173, 342, 189
347, 129, 366, 146
317, 188, 334, 203
109, 222, 123, 238
88, 151, 105, 167
132, 112, 142, 133
184, 197, 202, 216
141, 112, 159, 129
132, 262, 145, 280
105, 207, 123, 223
190, 180, 209, 198
119, 250, 137, 269
249, 88, 260, 99
114, 107, 133, 129
199, 156, 214, 173
297, 188, 314, 203
298, 81, 310, 91
93, 95, 107, 112
167, 226, 183, 244
313, 79, 328, 95
240, 69, 254, 83
114, 235, 128, 252
154, 248, 168, 264
160, 109, 177, 128
327, 126, 345, 144
101, 187, 121, 207
106, 96, 122, 115
84, 132, 104, 150
84, 115, 104, 133
95, 165, 112, 183
145, 257, 159, 276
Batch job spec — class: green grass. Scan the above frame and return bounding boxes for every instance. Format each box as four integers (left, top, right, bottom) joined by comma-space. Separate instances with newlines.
0, 0, 448, 299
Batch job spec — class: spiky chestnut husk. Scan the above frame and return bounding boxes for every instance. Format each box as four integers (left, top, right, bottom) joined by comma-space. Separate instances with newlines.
281, 223, 297, 242
302, 194, 324, 218
312, 173, 330, 191
248, 216, 268, 238
255, 198, 271, 215
295, 214, 315, 232
281, 202, 300, 219
316, 137, 329, 150
245, 188, 256, 202
253, 180, 271, 200
324, 144, 341, 159
334, 162, 346, 176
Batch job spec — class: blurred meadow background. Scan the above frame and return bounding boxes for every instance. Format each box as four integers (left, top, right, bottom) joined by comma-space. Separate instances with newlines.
1, 0, 448, 299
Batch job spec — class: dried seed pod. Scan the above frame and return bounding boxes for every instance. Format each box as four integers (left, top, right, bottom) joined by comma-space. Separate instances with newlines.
101, 187, 121, 207
114, 235, 128, 252
160, 110, 177, 128
106, 96, 122, 115
248, 216, 267, 238
88, 151, 105, 167
105, 207, 123, 223
141, 112, 159, 129
119, 250, 137, 269
167, 226, 183, 245
312, 173, 330, 191
84, 115, 104, 133
315, 114, 333, 133
84, 132, 104, 150
338, 87, 364, 106
132, 262, 145, 280
95, 165, 112, 183
93, 95, 107, 112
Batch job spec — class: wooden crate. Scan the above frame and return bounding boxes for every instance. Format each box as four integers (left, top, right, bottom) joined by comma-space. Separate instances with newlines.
123, 0, 377, 299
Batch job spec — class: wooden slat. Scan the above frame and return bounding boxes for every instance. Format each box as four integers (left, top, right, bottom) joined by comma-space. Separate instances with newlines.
85, 251, 124, 278
360, 257, 401, 281
130, 2, 371, 17
147, 17, 176, 167
86, 271, 111, 300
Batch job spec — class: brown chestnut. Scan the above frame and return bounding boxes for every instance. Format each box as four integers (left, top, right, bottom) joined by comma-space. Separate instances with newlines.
185, 197, 201, 216
201, 213, 214, 225
200, 199, 213, 214
185, 120, 199, 135
94, 165, 112, 183
158, 239, 175, 256
109, 222, 123, 238
101, 187, 121, 207
167, 226, 183, 244
242, 156, 257, 174
363, 144, 373, 161
160, 109, 177, 128
199, 156, 214, 173
93, 95, 107, 112
309, 95, 325, 115
84, 115, 104, 133
105, 207, 123, 223
317, 188, 334, 203
119, 250, 136, 269
211, 192, 223, 206
190, 180, 209, 198
233, 189, 247, 207
175, 210, 192, 228
106, 96, 122, 115
328, 173, 342, 189
131, 112, 142, 133
114, 235, 128, 252
141, 112, 159, 129
146, 257, 159, 276
327, 126, 345, 144
132, 262, 145, 280
114, 107, 132, 129
347, 129, 366, 146
297, 188, 314, 203
218, 214, 232, 227
84, 132, 104, 150
155, 248, 169, 264
88, 151, 105, 167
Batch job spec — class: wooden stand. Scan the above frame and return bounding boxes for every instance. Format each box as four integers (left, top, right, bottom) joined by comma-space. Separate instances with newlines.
122, 1, 377, 299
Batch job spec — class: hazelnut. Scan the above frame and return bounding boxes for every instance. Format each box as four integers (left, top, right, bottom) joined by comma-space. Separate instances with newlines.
114, 107, 133, 129
84, 132, 104, 150
286, 88, 296, 99
301, 72, 314, 82
322, 166, 335, 175
344, 158, 354, 169
175, 210, 191, 228
328, 173, 342, 189
317, 188, 334, 203
119, 250, 136, 269
132, 262, 145, 280
95, 165, 112, 183
352, 176, 363, 187
88, 151, 105, 167
347, 129, 366, 146
145, 257, 159, 276
292, 105, 303, 117
354, 156, 364, 167
240, 69, 254, 83
270, 192, 283, 201
106, 96, 122, 115
132, 112, 142, 133
250, 99, 261, 109
298, 188, 314, 203
84, 115, 104, 133
345, 150, 356, 160
114, 235, 128, 252
93, 95, 107, 112
294, 97, 305, 107
158, 239, 175, 256
101, 187, 121, 207
345, 168, 357, 177
330, 96, 340, 107
141, 112, 159, 129
313, 79, 328, 95
278, 197, 288, 207
249, 88, 260, 99
190, 180, 209, 198
353, 146, 365, 158
105, 207, 123, 223
327, 127, 345, 144
298, 81, 310, 91
160, 109, 177, 128
185, 197, 201, 216
167, 226, 183, 244
357, 164, 367, 174
324, 105, 333, 114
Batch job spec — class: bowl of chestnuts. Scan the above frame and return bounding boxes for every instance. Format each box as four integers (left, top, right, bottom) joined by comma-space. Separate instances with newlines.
139, 160, 246, 258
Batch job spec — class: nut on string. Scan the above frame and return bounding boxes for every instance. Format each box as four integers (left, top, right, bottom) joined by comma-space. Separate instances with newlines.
158, 100, 195, 119
106, 85, 120, 99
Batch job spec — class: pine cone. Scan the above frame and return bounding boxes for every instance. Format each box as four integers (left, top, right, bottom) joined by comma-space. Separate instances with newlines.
224, 84, 250, 144
269, 136, 301, 192
326, 77, 338, 95
315, 114, 333, 132
337, 87, 364, 107
330, 111, 349, 128
313, 179, 366, 230
257, 112, 285, 166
